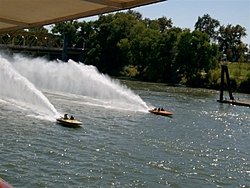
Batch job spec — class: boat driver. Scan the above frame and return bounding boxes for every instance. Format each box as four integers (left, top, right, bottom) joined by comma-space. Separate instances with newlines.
64, 114, 69, 119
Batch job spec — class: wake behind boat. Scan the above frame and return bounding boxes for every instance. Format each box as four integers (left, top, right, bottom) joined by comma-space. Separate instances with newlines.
56, 114, 82, 128
149, 108, 173, 116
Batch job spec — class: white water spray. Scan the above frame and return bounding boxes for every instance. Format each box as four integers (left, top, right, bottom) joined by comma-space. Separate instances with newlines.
0, 54, 58, 117
11, 55, 149, 111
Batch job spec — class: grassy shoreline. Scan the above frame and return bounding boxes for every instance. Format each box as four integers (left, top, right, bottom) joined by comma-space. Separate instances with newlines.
118, 62, 250, 94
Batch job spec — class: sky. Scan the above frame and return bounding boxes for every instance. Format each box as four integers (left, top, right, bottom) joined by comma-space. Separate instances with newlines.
82, 0, 250, 45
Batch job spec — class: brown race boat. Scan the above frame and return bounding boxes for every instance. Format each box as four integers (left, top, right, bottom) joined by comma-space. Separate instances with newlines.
149, 109, 173, 116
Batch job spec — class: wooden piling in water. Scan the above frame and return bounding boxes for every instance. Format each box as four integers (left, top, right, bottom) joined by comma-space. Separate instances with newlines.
217, 64, 250, 107
219, 65, 234, 101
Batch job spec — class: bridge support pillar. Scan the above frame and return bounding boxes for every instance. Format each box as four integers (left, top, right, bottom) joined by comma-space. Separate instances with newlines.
62, 34, 68, 62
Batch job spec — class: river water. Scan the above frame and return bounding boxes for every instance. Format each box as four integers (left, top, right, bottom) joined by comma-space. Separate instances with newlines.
0, 54, 249, 188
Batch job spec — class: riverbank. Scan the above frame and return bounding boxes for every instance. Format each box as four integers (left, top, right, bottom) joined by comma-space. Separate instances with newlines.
118, 62, 250, 94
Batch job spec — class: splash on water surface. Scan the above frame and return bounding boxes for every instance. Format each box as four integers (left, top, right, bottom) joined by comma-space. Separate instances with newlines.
11, 55, 149, 111
0, 54, 58, 119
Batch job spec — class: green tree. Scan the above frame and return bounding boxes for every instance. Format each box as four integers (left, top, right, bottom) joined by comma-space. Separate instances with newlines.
129, 27, 161, 80
142, 16, 172, 33
218, 24, 247, 61
28, 26, 48, 34
157, 27, 182, 82
75, 21, 95, 49
157, 16, 173, 33
174, 30, 219, 82
127, 10, 142, 21
86, 13, 137, 74
195, 14, 220, 42
51, 20, 79, 47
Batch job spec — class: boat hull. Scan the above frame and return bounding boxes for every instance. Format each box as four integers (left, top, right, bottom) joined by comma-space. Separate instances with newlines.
0, 178, 13, 188
149, 109, 173, 116
56, 118, 82, 128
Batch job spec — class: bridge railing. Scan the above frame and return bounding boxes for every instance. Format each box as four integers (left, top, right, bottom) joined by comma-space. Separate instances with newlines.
0, 32, 62, 49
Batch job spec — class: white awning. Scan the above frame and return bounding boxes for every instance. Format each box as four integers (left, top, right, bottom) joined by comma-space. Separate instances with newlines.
0, 0, 167, 32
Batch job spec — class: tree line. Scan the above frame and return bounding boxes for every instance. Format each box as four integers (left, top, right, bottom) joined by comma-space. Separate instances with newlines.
4, 11, 250, 93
